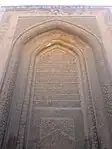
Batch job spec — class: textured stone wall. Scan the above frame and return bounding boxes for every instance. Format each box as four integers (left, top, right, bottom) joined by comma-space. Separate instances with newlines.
0, 6, 112, 149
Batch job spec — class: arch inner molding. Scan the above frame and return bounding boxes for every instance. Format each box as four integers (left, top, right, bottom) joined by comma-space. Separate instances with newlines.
0, 22, 111, 149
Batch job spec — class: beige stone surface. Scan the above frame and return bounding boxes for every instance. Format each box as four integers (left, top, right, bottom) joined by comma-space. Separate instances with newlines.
0, 5, 112, 149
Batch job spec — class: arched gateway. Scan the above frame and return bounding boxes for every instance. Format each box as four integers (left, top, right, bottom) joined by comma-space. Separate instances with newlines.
0, 19, 111, 149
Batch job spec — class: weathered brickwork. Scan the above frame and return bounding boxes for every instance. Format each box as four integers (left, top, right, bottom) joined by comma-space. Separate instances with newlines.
0, 5, 112, 149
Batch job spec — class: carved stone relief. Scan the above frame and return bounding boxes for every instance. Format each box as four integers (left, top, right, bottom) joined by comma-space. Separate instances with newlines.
3, 5, 105, 16
0, 19, 111, 149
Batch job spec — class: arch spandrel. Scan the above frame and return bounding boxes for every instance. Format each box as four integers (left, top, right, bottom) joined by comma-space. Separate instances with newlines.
0, 20, 112, 149
23, 29, 87, 56
13, 20, 102, 45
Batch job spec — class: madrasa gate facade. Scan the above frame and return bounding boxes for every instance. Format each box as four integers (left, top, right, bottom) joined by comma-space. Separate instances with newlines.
0, 5, 112, 149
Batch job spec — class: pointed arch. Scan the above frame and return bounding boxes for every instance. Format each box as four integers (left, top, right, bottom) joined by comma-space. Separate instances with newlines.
0, 19, 111, 149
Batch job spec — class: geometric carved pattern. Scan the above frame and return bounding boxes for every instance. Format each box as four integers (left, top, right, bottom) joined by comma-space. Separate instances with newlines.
30, 107, 84, 149
39, 130, 75, 149
40, 118, 75, 140
15, 30, 97, 149
28, 47, 85, 149
0, 20, 110, 149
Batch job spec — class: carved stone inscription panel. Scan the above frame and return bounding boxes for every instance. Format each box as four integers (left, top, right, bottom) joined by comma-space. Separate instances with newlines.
28, 49, 85, 149
34, 49, 79, 101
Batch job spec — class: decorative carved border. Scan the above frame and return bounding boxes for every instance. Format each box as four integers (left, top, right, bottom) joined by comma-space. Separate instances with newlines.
0, 20, 111, 149
14, 31, 100, 149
